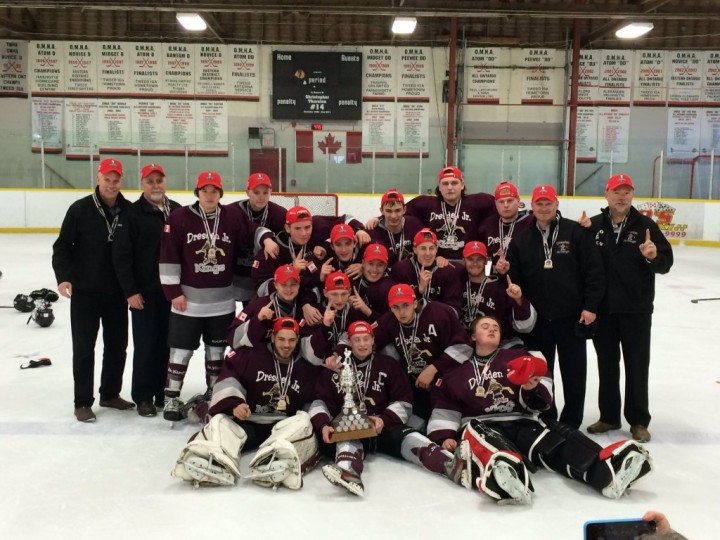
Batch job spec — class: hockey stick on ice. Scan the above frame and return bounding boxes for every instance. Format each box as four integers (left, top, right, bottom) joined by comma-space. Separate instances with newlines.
690, 297, 720, 303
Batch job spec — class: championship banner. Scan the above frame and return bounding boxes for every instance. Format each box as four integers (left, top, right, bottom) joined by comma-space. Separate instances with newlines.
396, 102, 429, 157
97, 99, 132, 153
397, 47, 431, 102
0, 40, 28, 98
161, 100, 195, 152
97, 42, 131, 96
31, 97, 64, 152
597, 50, 632, 105
162, 43, 194, 96
576, 50, 600, 104
362, 101, 395, 156
466, 47, 509, 104
666, 108, 700, 160
702, 51, 720, 105
700, 108, 720, 154
29, 41, 64, 95
597, 107, 630, 163
131, 99, 163, 150
633, 50, 666, 105
514, 48, 564, 105
576, 107, 598, 162
668, 51, 702, 105
64, 42, 98, 96
363, 46, 397, 101
195, 44, 229, 97
228, 44, 260, 100
195, 101, 229, 155
129, 43, 162, 96
64, 98, 98, 158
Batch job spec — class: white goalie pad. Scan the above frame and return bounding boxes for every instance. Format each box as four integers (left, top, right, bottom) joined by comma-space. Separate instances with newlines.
247, 411, 320, 490
171, 414, 247, 487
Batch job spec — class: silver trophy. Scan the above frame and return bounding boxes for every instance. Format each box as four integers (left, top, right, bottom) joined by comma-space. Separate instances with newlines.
329, 350, 377, 443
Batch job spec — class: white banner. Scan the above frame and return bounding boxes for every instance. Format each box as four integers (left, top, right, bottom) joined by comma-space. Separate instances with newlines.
514, 48, 564, 105
576, 107, 598, 162
228, 44, 260, 100
161, 100, 195, 151
64, 42, 98, 95
29, 41, 64, 95
576, 50, 600, 104
667, 108, 700, 159
598, 50, 632, 105
97, 42, 131, 96
0, 40, 28, 97
195, 45, 229, 97
363, 46, 396, 101
396, 102, 429, 157
64, 98, 98, 158
668, 51, 702, 105
195, 101, 228, 154
162, 44, 194, 96
700, 108, 720, 154
362, 101, 395, 156
397, 47, 431, 102
633, 50, 666, 105
97, 99, 132, 153
131, 100, 163, 149
466, 47, 509, 104
702, 51, 720, 105
129, 43, 162, 96
597, 107, 630, 163
31, 97, 64, 152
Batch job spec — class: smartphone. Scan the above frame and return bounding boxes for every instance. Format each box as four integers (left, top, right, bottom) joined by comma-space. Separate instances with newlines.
584, 518, 656, 540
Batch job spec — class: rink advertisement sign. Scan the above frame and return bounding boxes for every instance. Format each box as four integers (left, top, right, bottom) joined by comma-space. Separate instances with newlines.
635, 200, 699, 240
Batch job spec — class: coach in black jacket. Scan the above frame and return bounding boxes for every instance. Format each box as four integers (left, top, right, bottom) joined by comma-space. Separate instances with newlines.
506, 185, 605, 429
52, 158, 133, 422
583, 174, 673, 443
113, 163, 181, 417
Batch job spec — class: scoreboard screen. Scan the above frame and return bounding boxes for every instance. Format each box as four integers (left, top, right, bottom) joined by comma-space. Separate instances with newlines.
272, 51, 362, 121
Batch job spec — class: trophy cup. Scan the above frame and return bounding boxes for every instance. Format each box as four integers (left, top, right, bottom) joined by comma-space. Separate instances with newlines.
328, 350, 378, 443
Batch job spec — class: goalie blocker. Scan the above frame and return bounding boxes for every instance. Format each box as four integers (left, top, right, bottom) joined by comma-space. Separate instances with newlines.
172, 411, 319, 489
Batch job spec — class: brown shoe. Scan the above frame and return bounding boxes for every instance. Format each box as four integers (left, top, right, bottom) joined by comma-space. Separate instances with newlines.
74, 407, 97, 423
99, 396, 136, 410
630, 425, 651, 443
587, 420, 621, 434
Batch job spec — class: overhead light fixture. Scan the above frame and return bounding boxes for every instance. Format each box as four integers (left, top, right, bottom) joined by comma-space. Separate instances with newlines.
392, 17, 417, 35
176, 13, 207, 31
615, 22, 654, 39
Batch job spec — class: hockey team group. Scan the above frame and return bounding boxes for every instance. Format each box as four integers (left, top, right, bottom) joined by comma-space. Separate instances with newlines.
50, 158, 673, 503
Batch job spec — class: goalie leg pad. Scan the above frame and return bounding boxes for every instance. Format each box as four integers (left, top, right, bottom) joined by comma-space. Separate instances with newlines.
171, 414, 246, 486
538, 418, 602, 480
597, 440, 653, 499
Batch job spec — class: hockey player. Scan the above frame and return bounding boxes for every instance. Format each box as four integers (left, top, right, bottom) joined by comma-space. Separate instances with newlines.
427, 315, 652, 505
310, 223, 364, 288
460, 240, 536, 347
159, 171, 278, 422
171, 317, 320, 489
348, 243, 395, 322
230, 172, 287, 302
311, 321, 468, 496
365, 188, 424, 268
390, 228, 463, 316
404, 166, 497, 260
475, 181, 534, 275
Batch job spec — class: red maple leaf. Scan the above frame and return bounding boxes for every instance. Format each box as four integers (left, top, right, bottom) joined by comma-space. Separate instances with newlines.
317, 133, 343, 155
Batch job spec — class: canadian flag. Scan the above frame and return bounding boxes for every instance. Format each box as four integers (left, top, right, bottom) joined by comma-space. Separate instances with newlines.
295, 130, 362, 164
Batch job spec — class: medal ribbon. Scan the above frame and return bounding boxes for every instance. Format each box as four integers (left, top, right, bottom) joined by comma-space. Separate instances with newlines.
91, 192, 120, 242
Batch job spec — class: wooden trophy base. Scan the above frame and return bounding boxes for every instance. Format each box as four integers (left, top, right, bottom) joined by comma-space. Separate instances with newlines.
329, 407, 378, 442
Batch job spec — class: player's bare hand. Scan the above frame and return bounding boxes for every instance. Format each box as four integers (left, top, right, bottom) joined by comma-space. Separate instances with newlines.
293, 247, 308, 272
258, 301, 274, 321
639, 229, 657, 261
495, 251, 510, 274
344, 263, 362, 280
579, 310, 596, 325
302, 303, 322, 325
322, 425, 335, 444
505, 275, 522, 303
369, 415, 384, 434
349, 287, 371, 316
578, 210, 591, 228
127, 293, 144, 310
58, 282, 72, 299
263, 238, 279, 260
418, 267, 432, 294
319, 257, 335, 281
233, 403, 251, 421
435, 256, 453, 269
323, 304, 336, 326
325, 354, 340, 371
313, 246, 327, 259
172, 295, 187, 312
415, 364, 438, 389
442, 439, 457, 452
355, 229, 371, 246
364, 217, 380, 230
522, 376, 541, 391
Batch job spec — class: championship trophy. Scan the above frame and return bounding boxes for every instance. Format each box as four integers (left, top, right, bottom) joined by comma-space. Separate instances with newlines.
328, 350, 378, 442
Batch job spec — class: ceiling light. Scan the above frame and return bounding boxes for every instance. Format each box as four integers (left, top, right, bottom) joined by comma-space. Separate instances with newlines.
615, 22, 654, 39
176, 13, 207, 31
392, 17, 417, 35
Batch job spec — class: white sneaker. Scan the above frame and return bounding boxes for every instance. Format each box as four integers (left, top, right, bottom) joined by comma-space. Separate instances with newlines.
322, 464, 364, 496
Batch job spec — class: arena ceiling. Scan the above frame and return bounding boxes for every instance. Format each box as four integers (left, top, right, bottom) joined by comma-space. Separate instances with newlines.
1, 0, 720, 49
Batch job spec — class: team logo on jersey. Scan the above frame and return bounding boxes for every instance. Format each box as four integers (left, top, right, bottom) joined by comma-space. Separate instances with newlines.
556, 240, 571, 254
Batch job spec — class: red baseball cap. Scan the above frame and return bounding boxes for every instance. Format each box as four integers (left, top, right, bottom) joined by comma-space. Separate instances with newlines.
247, 172, 272, 190
272, 317, 300, 335
381, 188, 405, 207
363, 243, 388, 264
463, 241, 488, 259
140, 163, 164, 179
494, 181, 519, 200
388, 284, 416, 307
348, 320, 374, 338
325, 271, 351, 291
606, 174, 634, 192
330, 224, 355, 244
438, 165, 463, 182
413, 228, 438, 247
286, 206, 313, 225
531, 184, 558, 203
197, 171, 223, 191
274, 264, 300, 285
98, 158, 123, 176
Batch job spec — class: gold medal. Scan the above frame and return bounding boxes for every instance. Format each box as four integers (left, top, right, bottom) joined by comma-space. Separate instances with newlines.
544, 258, 553, 269
475, 387, 485, 398
277, 398, 287, 411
